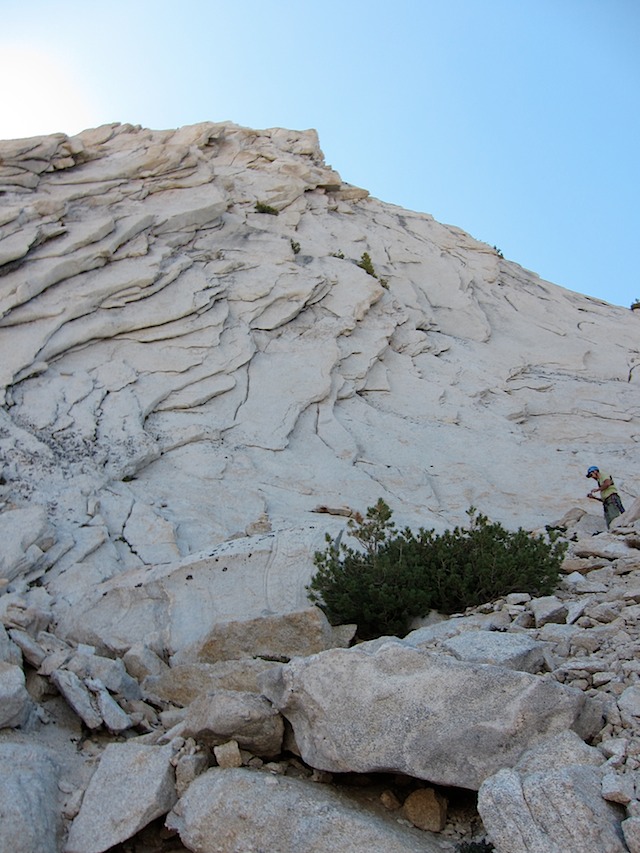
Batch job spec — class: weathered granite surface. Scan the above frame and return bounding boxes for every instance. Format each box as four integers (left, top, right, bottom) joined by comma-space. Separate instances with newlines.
1, 121, 639, 852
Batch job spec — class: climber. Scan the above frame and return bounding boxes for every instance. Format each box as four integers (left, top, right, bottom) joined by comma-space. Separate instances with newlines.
586, 466, 625, 528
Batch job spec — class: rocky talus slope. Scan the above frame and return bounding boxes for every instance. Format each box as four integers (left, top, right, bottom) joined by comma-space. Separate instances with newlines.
0, 121, 639, 851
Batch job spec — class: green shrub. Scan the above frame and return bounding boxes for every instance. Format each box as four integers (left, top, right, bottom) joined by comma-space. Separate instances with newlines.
307, 500, 565, 640
357, 251, 377, 277
291, 240, 301, 254
255, 201, 279, 215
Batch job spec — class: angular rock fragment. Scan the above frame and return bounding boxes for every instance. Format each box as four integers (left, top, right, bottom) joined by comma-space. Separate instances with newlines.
182, 689, 284, 757
260, 642, 593, 789
442, 630, 547, 673
0, 743, 62, 853
0, 661, 33, 728
478, 766, 626, 853
166, 767, 442, 853
65, 743, 177, 853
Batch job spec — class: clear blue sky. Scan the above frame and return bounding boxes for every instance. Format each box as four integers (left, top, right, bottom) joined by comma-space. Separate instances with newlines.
2, 0, 639, 308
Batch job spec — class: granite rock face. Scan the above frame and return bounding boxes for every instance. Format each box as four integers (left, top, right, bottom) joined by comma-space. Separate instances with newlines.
1, 122, 639, 852
0, 120, 638, 633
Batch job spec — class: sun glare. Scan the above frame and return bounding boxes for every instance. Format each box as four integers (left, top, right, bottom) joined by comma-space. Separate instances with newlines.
0, 44, 103, 140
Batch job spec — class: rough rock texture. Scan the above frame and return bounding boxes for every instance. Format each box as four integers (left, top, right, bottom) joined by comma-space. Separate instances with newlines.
166, 766, 447, 852
478, 766, 626, 853
259, 641, 594, 789
180, 689, 284, 757
0, 121, 638, 636
1, 121, 639, 852
64, 742, 178, 853
0, 743, 62, 853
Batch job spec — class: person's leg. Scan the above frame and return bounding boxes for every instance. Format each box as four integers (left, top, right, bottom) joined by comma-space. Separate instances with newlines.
604, 495, 625, 527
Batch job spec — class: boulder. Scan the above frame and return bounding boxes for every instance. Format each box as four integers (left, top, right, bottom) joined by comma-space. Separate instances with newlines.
0, 743, 62, 853
64, 651, 142, 700
478, 766, 626, 853
0, 622, 22, 665
52, 534, 326, 656
50, 669, 103, 729
172, 607, 356, 665
0, 661, 33, 728
181, 690, 284, 758
530, 595, 568, 627
441, 630, 547, 673
123, 643, 169, 680
622, 817, 640, 853
143, 658, 278, 706
64, 742, 178, 853
259, 642, 593, 789
166, 767, 443, 852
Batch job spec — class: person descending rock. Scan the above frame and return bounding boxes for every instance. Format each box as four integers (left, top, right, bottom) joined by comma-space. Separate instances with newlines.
586, 465, 625, 528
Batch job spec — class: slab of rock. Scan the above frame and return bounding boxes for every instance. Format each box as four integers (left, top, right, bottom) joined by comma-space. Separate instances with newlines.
64, 651, 141, 700
478, 765, 626, 853
50, 669, 103, 729
181, 690, 284, 758
0, 623, 22, 665
622, 817, 640, 853
53, 534, 326, 656
441, 630, 547, 673
513, 730, 604, 776
143, 658, 278, 706
166, 767, 443, 852
0, 661, 33, 728
64, 742, 178, 853
172, 607, 355, 665
259, 642, 593, 790
530, 595, 568, 627
84, 677, 134, 733
618, 686, 640, 718
123, 643, 169, 680
402, 787, 448, 832
0, 743, 62, 853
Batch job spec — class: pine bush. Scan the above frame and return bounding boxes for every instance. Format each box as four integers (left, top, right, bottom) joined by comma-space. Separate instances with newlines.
307, 500, 566, 640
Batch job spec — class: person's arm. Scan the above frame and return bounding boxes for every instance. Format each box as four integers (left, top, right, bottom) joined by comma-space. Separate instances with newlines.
588, 476, 612, 499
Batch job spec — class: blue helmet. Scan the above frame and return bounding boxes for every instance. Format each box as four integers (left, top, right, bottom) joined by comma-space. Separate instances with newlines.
586, 466, 599, 477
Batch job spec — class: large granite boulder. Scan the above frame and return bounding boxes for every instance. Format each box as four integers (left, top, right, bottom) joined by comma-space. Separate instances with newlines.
166, 767, 444, 853
259, 641, 596, 790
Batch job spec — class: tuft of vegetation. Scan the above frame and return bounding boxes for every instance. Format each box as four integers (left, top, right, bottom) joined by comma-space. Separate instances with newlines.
255, 201, 279, 215
493, 246, 504, 259
291, 240, 301, 255
331, 250, 345, 259
307, 499, 566, 640
357, 251, 377, 277
631, 299, 640, 311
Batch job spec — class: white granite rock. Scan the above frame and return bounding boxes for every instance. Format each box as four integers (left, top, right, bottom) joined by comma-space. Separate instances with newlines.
166, 767, 443, 853
181, 689, 284, 757
0, 743, 62, 853
1, 119, 639, 852
0, 661, 33, 728
64, 742, 178, 853
259, 642, 593, 789
441, 630, 547, 673
478, 765, 626, 853
0, 120, 637, 632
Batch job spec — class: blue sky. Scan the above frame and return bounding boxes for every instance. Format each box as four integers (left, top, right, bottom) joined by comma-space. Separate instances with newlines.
2, 0, 639, 308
